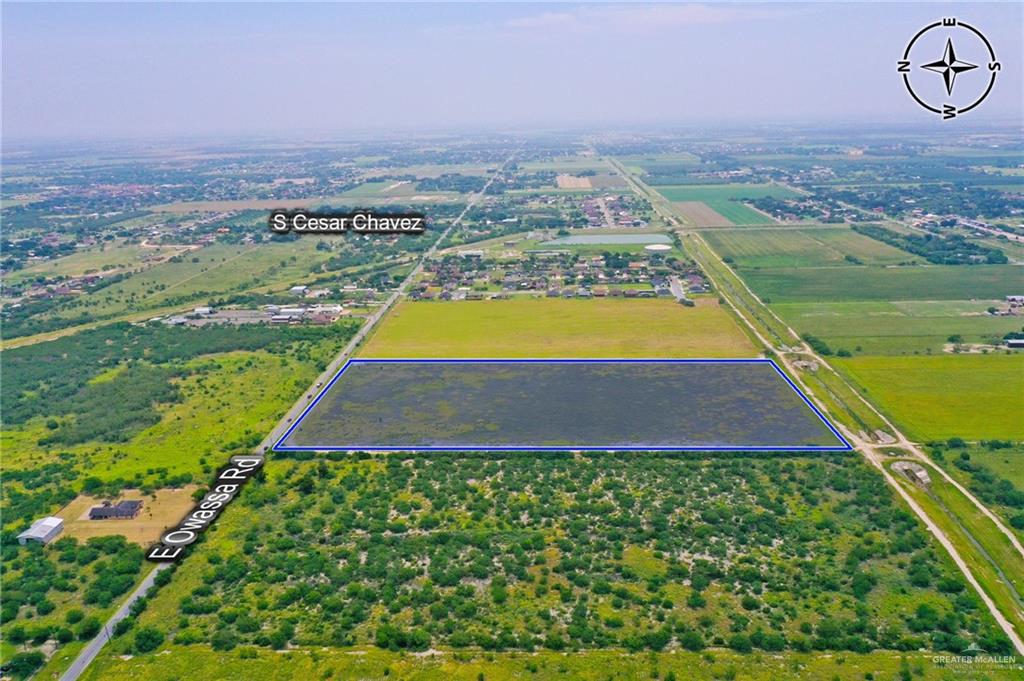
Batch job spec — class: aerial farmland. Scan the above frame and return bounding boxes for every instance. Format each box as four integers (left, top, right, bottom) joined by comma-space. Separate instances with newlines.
3, 3, 1024, 680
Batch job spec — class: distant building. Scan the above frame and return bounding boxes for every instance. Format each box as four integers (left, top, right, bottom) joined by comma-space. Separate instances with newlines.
892, 461, 931, 487
289, 285, 309, 296
89, 500, 143, 520
193, 306, 213, 316
1007, 339, 1024, 350
17, 517, 64, 545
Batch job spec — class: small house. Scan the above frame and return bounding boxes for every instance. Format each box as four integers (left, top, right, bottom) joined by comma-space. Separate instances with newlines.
89, 500, 143, 520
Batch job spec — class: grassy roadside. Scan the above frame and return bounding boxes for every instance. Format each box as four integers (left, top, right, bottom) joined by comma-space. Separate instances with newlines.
787, 357, 890, 438
79, 646, 1020, 680
684, 234, 799, 349
891, 466, 1024, 642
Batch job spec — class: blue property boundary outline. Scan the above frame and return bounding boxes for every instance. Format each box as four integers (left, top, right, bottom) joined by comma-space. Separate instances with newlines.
273, 358, 854, 453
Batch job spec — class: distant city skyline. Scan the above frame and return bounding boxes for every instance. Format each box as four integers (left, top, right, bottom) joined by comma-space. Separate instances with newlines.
2, 2, 1021, 140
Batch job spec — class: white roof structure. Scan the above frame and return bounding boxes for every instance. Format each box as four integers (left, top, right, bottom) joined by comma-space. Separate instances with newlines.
17, 516, 64, 544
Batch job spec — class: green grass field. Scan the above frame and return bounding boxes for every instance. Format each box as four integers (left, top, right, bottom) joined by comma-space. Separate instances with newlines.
6, 239, 188, 286
655, 184, 801, 226
703, 227, 917, 268
834, 354, 1024, 440
360, 298, 757, 358
80, 647, 986, 681
517, 157, 609, 173
655, 184, 801, 202
41, 240, 335, 322
957, 447, 1024, 488
338, 180, 431, 198
618, 152, 702, 176
742, 265, 1024, 303
700, 200, 768, 225
2, 348, 333, 480
773, 300, 1024, 355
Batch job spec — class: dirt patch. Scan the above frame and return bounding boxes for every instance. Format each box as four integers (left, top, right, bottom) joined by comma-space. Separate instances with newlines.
55, 486, 199, 545
556, 174, 592, 189
672, 201, 733, 227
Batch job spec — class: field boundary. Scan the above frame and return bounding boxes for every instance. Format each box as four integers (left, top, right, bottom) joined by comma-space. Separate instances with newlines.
273, 358, 853, 452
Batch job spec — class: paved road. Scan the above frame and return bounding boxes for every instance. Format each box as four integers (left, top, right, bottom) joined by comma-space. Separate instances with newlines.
256, 154, 515, 454
59, 563, 171, 681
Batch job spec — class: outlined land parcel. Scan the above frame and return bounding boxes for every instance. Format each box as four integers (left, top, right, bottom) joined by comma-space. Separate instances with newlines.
275, 359, 851, 451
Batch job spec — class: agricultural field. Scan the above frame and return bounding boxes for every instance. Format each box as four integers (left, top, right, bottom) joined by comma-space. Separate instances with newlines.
681, 201, 767, 226
655, 184, 800, 226
517, 157, 609, 173
772, 300, 1024, 355
359, 298, 757, 359
740, 264, 1024, 303
82, 453, 1016, 675
833, 354, 1024, 441
616, 153, 703, 182
703, 227, 918, 269
672, 201, 734, 228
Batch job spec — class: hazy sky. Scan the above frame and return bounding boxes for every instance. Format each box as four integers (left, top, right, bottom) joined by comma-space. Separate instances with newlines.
2, 2, 1021, 139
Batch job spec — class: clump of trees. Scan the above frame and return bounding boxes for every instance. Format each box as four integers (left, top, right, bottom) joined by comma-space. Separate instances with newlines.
853, 224, 1008, 265
3, 321, 359, 445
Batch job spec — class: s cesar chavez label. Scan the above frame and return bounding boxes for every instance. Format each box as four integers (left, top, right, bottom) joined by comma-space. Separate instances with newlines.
146, 455, 263, 562
269, 209, 426, 234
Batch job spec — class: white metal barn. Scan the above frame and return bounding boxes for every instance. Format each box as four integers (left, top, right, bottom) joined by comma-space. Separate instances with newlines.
16, 516, 64, 545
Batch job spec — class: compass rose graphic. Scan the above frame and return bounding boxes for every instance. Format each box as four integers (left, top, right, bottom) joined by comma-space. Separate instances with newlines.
897, 18, 1000, 119
920, 38, 977, 96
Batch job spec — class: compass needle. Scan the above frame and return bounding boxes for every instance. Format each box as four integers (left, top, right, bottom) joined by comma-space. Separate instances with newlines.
920, 38, 978, 96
